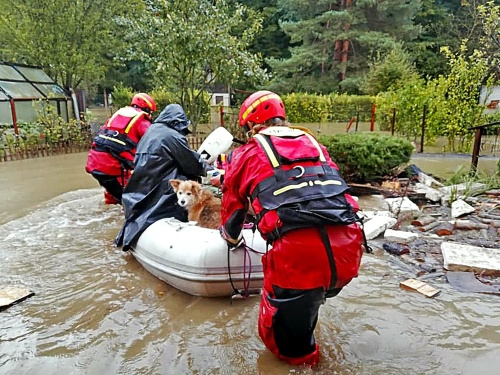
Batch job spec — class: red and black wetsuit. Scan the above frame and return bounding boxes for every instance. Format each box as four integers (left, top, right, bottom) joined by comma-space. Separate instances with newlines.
221, 126, 364, 366
85, 106, 151, 203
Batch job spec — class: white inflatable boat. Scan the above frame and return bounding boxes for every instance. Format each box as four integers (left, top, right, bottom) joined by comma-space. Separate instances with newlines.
131, 218, 268, 297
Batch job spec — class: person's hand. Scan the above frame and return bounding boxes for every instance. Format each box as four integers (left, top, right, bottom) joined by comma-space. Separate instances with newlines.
210, 174, 222, 187
219, 226, 245, 250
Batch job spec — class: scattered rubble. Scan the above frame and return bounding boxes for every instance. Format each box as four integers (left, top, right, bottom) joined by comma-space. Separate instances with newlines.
357, 164, 500, 297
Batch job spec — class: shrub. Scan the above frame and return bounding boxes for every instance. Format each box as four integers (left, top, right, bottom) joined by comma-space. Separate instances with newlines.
319, 132, 414, 183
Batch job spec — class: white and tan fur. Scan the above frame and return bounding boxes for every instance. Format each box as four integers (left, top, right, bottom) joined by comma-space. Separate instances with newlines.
169, 179, 222, 229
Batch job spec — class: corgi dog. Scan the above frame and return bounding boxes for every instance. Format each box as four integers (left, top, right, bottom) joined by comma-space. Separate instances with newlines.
169, 179, 222, 229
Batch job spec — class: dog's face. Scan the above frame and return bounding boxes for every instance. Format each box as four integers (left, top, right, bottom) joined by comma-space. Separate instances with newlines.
169, 179, 200, 208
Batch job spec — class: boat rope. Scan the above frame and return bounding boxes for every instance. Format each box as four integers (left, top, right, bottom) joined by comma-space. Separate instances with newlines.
227, 244, 258, 304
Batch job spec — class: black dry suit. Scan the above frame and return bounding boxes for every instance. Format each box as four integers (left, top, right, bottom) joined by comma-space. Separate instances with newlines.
114, 104, 207, 251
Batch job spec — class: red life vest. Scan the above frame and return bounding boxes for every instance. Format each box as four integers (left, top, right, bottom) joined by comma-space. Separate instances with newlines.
249, 128, 359, 241
92, 106, 149, 169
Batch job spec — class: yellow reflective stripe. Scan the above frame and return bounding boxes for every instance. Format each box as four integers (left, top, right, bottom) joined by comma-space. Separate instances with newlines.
254, 134, 279, 168
124, 113, 143, 134
273, 182, 309, 196
314, 180, 342, 186
98, 134, 127, 146
135, 93, 153, 109
241, 93, 281, 122
303, 133, 326, 162
272, 179, 342, 196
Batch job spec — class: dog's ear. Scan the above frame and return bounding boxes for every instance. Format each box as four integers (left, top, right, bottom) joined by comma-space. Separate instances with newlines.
169, 179, 181, 192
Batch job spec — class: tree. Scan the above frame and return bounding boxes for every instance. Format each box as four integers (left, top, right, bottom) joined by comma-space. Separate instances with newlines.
0, 0, 144, 89
130, 0, 268, 130
360, 47, 419, 95
406, 0, 461, 78
268, 0, 422, 94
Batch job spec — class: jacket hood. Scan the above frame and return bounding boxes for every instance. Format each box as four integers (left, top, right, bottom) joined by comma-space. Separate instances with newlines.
154, 104, 191, 135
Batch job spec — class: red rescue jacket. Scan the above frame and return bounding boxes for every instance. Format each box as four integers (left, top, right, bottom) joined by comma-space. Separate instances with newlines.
85, 106, 151, 176
221, 127, 360, 242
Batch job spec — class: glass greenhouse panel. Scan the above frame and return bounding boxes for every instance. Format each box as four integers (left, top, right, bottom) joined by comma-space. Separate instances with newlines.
0, 81, 43, 99
0, 102, 13, 125
0, 65, 24, 80
0, 91, 8, 100
14, 101, 38, 123
15, 66, 53, 83
59, 100, 69, 121
34, 83, 67, 98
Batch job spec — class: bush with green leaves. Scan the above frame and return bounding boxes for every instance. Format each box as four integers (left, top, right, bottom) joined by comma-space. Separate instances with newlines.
319, 133, 414, 183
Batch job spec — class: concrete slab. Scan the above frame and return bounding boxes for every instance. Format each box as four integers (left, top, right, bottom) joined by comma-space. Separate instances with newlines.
364, 215, 397, 240
451, 199, 475, 218
384, 229, 419, 244
0, 285, 35, 309
385, 197, 420, 216
441, 242, 500, 276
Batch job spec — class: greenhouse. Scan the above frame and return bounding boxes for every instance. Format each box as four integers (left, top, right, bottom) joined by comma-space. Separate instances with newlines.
0, 61, 76, 133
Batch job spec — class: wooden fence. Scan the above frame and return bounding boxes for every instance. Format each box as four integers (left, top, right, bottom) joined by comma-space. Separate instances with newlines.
0, 133, 208, 163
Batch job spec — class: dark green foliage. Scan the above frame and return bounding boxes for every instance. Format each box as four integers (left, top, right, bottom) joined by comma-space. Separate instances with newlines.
319, 133, 414, 183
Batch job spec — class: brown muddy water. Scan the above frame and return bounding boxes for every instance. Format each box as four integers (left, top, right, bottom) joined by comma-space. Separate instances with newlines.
0, 153, 499, 375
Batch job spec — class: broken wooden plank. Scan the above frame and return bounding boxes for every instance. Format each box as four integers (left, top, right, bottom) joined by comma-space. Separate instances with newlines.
0, 285, 35, 310
400, 278, 440, 298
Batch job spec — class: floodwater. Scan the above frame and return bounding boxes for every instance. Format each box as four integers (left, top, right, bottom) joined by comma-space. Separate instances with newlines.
1, 153, 499, 375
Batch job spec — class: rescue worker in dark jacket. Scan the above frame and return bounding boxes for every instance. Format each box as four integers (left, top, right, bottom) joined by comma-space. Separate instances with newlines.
115, 104, 207, 251
219, 91, 364, 366
85, 93, 156, 204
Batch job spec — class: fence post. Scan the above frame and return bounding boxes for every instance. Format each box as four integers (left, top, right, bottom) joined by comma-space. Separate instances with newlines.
355, 112, 359, 132
420, 105, 427, 153
471, 127, 482, 172
391, 108, 396, 135
219, 105, 224, 127
10, 99, 19, 135
370, 103, 376, 131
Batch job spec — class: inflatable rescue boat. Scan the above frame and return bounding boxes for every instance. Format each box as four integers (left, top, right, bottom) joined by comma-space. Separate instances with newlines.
131, 218, 268, 297
130, 127, 267, 297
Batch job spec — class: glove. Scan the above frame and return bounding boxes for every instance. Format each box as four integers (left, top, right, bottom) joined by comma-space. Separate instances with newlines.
219, 226, 245, 250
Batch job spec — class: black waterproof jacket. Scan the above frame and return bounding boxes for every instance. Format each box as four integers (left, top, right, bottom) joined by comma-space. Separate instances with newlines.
114, 104, 207, 250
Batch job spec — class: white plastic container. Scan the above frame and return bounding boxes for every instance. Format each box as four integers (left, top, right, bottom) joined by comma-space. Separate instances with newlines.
197, 127, 234, 164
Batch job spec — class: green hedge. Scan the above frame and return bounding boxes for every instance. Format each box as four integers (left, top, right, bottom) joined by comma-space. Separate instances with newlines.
281, 93, 376, 123
319, 132, 414, 183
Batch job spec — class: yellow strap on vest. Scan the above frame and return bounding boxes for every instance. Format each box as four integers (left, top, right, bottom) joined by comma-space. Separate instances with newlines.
124, 113, 143, 134
254, 134, 280, 168
106, 107, 144, 134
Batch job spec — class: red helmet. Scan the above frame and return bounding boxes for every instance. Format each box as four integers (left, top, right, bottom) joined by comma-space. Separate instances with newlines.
131, 93, 157, 113
238, 90, 286, 127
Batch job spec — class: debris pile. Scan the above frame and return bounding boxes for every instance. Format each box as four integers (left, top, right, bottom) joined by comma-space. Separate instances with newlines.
356, 165, 500, 297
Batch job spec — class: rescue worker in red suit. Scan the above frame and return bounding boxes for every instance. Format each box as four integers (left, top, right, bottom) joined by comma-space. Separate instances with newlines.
85, 93, 156, 204
219, 91, 364, 366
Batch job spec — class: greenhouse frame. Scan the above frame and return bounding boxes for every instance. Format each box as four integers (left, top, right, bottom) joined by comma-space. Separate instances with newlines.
0, 61, 76, 134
